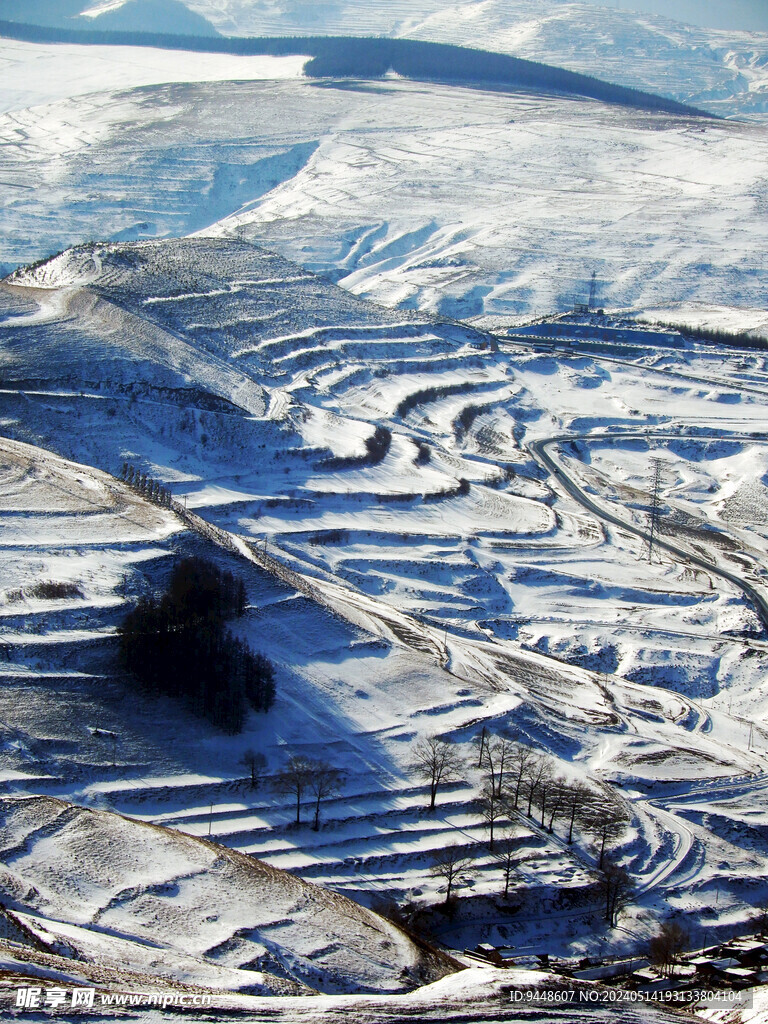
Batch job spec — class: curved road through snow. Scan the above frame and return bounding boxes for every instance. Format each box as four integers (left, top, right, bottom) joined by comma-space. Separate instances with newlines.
528, 430, 768, 632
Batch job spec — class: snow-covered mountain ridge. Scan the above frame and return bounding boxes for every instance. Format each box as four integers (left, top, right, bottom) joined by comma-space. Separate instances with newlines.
0, 0, 219, 36
3, 0, 768, 118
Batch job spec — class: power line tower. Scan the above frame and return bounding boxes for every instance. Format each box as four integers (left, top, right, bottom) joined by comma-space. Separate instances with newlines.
646, 457, 665, 563
589, 270, 598, 310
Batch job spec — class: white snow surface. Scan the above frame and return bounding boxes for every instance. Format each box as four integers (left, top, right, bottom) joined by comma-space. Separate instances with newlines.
3, 239, 768, 974
0, 794, 451, 995
0, 39, 308, 115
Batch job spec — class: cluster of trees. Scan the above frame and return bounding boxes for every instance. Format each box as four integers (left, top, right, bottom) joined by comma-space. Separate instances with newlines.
413, 441, 431, 465
365, 425, 392, 464
422, 477, 470, 503
396, 381, 475, 419
649, 921, 689, 978
321, 425, 392, 470
454, 402, 495, 440
308, 529, 350, 546
648, 320, 768, 352
119, 556, 274, 733
414, 733, 632, 924
121, 462, 173, 507
29, 580, 82, 599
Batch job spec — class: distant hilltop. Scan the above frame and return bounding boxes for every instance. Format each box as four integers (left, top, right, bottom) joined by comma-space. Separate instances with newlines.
0, 0, 220, 37
0, 20, 711, 120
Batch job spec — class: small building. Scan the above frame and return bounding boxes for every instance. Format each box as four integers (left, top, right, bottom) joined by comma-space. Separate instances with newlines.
722, 967, 759, 988
721, 940, 768, 967
629, 967, 689, 995
696, 957, 742, 984
573, 959, 649, 982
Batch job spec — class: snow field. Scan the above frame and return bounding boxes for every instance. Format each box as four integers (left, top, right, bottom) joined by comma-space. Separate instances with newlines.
174, 0, 768, 119
0, 38, 309, 115
0, 794, 452, 995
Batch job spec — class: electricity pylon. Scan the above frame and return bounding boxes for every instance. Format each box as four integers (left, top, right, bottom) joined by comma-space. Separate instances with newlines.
589, 270, 598, 309
646, 457, 665, 563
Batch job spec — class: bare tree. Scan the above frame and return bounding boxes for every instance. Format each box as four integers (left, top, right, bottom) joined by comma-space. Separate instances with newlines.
476, 726, 487, 769
493, 737, 517, 798
524, 755, 553, 818
536, 767, 560, 828
479, 782, 505, 850
545, 776, 569, 832
496, 826, 519, 897
561, 782, 593, 844
430, 843, 473, 903
598, 858, 633, 927
308, 763, 344, 831
649, 921, 688, 978
507, 743, 538, 811
240, 748, 267, 789
273, 754, 313, 824
481, 735, 516, 798
584, 801, 629, 868
413, 736, 464, 810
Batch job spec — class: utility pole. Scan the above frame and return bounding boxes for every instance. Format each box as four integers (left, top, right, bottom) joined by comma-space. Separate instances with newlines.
646, 457, 665, 564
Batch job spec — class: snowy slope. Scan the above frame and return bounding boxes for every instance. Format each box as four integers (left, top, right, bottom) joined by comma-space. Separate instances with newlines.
4, 238, 768, 960
0, 38, 307, 114
0, 794, 453, 993
0, 0, 220, 36
3, 0, 768, 118
0, 960, 684, 1020
1, 74, 767, 322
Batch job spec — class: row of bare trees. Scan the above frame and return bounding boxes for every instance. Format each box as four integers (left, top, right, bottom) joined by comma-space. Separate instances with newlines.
414, 733, 634, 923
429, 832, 632, 924
413, 733, 628, 861
120, 462, 173, 507
240, 750, 344, 831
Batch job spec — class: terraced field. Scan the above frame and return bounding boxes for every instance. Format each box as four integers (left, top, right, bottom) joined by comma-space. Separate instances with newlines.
2, 237, 768, 966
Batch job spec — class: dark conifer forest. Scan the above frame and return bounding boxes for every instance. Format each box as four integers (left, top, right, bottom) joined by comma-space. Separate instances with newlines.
119, 557, 275, 733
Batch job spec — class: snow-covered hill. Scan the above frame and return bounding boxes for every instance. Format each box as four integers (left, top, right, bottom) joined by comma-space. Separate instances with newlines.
3, 237, 768, 963
3, 0, 768, 119
171, 0, 768, 119
0, 794, 452, 994
1, 73, 767, 324
0, 0, 220, 36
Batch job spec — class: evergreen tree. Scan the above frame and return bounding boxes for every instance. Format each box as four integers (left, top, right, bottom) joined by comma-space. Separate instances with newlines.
118, 556, 274, 732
